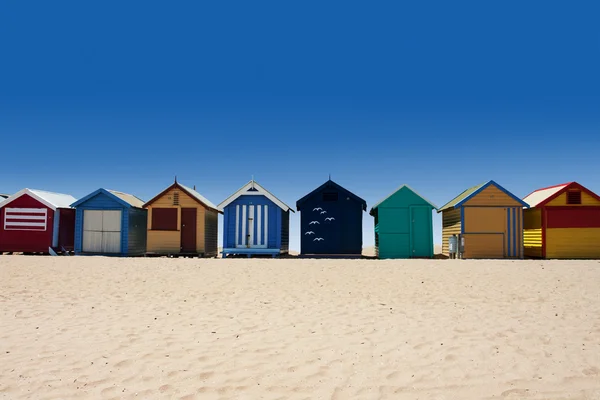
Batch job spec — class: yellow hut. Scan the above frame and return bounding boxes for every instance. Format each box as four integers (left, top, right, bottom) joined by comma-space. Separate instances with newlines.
438, 180, 529, 259
143, 180, 222, 257
522, 182, 600, 259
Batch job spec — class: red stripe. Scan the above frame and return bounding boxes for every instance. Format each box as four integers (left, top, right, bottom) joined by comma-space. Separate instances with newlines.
546, 208, 600, 228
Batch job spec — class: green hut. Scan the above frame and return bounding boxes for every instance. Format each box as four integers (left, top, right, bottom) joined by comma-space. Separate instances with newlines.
370, 185, 437, 259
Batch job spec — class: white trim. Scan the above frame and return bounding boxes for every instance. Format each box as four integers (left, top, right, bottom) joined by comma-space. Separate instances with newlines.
217, 180, 293, 212
264, 205, 268, 246
4, 208, 48, 231
5, 221, 46, 227
235, 205, 240, 246
5, 214, 46, 220
52, 209, 60, 247
257, 205, 262, 245
241, 205, 246, 247
5, 208, 47, 214
0, 188, 76, 210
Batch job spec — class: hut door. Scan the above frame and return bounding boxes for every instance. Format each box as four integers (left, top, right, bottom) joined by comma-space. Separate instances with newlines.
180, 208, 197, 253
410, 206, 431, 257
235, 204, 268, 248
82, 210, 122, 253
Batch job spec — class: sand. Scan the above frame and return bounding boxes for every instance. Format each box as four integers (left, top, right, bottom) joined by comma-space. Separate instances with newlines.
1, 256, 600, 400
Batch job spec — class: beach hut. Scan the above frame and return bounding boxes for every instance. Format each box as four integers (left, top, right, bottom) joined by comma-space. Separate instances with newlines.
218, 179, 293, 258
438, 180, 529, 259
71, 189, 147, 256
522, 182, 600, 259
143, 179, 222, 257
369, 185, 437, 259
296, 179, 366, 257
0, 188, 77, 254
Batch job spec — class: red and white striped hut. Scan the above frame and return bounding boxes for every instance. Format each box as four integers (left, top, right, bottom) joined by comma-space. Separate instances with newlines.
0, 188, 77, 254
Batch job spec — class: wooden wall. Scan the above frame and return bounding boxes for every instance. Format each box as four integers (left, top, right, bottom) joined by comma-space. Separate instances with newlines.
546, 228, 600, 258
441, 208, 461, 255
546, 191, 600, 207
204, 209, 218, 257
462, 206, 523, 259
463, 185, 523, 207
523, 208, 542, 258
146, 187, 207, 254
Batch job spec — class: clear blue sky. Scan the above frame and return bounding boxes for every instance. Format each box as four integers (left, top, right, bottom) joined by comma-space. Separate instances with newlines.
1, 1, 599, 250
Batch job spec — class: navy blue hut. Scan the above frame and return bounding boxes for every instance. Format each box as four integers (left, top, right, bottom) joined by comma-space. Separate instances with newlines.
296, 179, 367, 257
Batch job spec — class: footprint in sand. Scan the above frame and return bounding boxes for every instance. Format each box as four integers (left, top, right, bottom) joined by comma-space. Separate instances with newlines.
114, 359, 133, 368
583, 367, 600, 376
159, 384, 173, 393
501, 388, 530, 397
197, 371, 215, 380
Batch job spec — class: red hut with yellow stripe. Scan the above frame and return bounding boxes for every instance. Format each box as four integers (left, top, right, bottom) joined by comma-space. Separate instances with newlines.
523, 182, 600, 259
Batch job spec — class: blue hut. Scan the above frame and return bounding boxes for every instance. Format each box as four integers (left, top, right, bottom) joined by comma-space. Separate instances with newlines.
71, 189, 147, 256
218, 180, 293, 258
296, 179, 367, 256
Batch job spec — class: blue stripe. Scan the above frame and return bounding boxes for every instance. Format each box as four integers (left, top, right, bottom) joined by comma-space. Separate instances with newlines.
507, 208, 511, 257
512, 208, 516, 257
460, 207, 465, 234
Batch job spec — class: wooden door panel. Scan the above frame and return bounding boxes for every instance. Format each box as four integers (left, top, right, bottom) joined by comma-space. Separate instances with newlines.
181, 208, 197, 252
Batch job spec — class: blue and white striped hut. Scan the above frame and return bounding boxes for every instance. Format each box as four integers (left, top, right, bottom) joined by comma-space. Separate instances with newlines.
218, 180, 293, 258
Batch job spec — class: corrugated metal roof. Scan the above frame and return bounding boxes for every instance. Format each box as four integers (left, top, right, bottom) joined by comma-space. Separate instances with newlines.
522, 183, 569, 208
30, 189, 78, 208
370, 184, 437, 212
438, 181, 487, 211
179, 183, 220, 212
107, 190, 145, 208
0, 188, 77, 210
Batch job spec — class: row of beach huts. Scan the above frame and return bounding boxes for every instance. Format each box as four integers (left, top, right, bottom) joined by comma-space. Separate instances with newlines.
0, 179, 599, 259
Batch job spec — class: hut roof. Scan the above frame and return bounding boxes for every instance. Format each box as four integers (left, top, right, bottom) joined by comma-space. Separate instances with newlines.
218, 180, 293, 212
108, 190, 145, 208
523, 182, 600, 208
71, 188, 145, 209
0, 188, 77, 210
369, 184, 437, 215
438, 180, 528, 212
143, 181, 221, 213
296, 179, 367, 211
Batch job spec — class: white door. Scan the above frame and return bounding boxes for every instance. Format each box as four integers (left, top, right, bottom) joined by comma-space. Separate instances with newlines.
82, 210, 122, 253
102, 211, 122, 253
83, 210, 103, 252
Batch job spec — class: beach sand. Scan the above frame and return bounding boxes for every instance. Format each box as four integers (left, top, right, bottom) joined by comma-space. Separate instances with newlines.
1, 256, 599, 399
